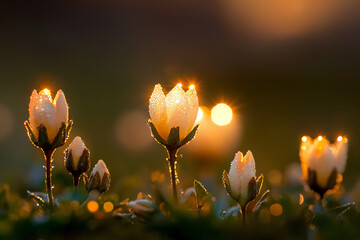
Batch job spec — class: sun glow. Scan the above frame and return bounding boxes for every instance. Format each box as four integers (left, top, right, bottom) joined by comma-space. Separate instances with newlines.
337, 136, 343, 142
317, 136, 323, 141
195, 107, 204, 123
301, 136, 307, 142
211, 103, 233, 126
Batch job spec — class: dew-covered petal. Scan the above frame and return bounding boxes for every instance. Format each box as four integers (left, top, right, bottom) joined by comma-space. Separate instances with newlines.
332, 138, 348, 174
165, 84, 190, 140
149, 84, 168, 140
54, 90, 69, 125
91, 159, 109, 183
185, 85, 199, 134
229, 151, 244, 198
68, 136, 86, 169
307, 138, 335, 188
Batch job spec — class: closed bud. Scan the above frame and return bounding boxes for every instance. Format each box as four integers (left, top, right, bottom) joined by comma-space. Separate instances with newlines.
128, 199, 156, 217
87, 160, 111, 194
65, 136, 90, 180
300, 136, 348, 197
228, 151, 257, 206
149, 83, 199, 145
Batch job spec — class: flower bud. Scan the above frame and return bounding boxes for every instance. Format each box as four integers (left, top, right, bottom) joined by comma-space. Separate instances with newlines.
25, 88, 72, 149
300, 136, 348, 197
149, 83, 199, 145
128, 199, 156, 217
65, 136, 90, 177
228, 151, 256, 203
87, 160, 111, 194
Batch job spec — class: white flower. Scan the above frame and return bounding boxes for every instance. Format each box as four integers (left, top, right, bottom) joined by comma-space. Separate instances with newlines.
87, 159, 111, 194
128, 199, 155, 216
28, 89, 69, 143
149, 83, 199, 141
300, 136, 348, 189
228, 151, 256, 199
65, 136, 89, 172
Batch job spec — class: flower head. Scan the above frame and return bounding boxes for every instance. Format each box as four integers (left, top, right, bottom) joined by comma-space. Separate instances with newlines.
229, 151, 256, 200
87, 160, 111, 194
65, 136, 90, 176
28, 89, 69, 143
128, 199, 156, 217
300, 136, 348, 195
149, 83, 199, 142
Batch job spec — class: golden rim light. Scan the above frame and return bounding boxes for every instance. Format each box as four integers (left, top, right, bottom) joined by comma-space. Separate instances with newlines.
301, 135, 347, 143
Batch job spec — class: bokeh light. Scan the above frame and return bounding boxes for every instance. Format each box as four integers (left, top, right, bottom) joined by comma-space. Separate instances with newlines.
270, 203, 283, 216
211, 103, 233, 126
87, 201, 99, 213
115, 110, 153, 151
103, 202, 114, 213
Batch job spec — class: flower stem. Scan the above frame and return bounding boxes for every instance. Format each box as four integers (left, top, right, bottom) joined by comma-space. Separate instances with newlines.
241, 205, 247, 226
44, 148, 55, 212
72, 173, 81, 189
167, 147, 180, 203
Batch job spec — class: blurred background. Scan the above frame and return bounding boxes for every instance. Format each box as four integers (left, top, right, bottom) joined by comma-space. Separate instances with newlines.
1, 0, 360, 200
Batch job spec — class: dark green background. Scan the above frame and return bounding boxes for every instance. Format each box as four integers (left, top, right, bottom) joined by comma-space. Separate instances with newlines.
1, 0, 359, 198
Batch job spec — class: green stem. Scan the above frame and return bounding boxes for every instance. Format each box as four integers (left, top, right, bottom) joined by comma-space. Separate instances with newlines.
241, 205, 247, 226
44, 149, 55, 212
167, 147, 179, 203
72, 172, 81, 189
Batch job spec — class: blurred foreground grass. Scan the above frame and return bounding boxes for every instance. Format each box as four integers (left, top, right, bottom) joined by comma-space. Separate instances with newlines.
0, 179, 359, 240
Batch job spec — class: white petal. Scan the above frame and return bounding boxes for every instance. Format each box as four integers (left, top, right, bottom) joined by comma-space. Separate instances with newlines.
91, 159, 109, 183
185, 86, 199, 134
149, 84, 168, 140
228, 151, 244, 198
299, 136, 312, 180
331, 139, 348, 174
307, 138, 335, 188
240, 151, 256, 197
29, 90, 39, 136
165, 84, 190, 140
54, 90, 69, 125
68, 136, 86, 169
31, 90, 58, 142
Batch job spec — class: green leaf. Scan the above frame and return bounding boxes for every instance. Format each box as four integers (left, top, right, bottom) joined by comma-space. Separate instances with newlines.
167, 127, 180, 146
247, 177, 257, 203
148, 120, 167, 146
24, 120, 38, 146
194, 180, 209, 207
179, 124, 199, 147
328, 202, 355, 216
256, 174, 264, 196
253, 190, 270, 212
51, 122, 67, 148
65, 120, 73, 139
223, 205, 240, 220
326, 168, 337, 190
222, 170, 234, 199
27, 190, 48, 210
37, 124, 50, 148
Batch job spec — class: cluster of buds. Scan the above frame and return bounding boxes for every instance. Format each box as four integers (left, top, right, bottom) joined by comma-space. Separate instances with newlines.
149, 83, 199, 149
25, 88, 111, 212
25, 89, 72, 151
223, 151, 263, 214
64, 137, 111, 195
300, 136, 348, 198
